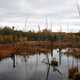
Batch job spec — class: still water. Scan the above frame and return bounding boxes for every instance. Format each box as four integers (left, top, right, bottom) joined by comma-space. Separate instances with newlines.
0, 49, 80, 80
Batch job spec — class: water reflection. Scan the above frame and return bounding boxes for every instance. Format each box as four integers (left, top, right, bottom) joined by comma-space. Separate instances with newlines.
11, 54, 16, 68
0, 48, 80, 80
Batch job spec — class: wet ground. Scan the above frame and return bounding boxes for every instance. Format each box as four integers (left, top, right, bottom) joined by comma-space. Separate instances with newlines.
0, 49, 80, 80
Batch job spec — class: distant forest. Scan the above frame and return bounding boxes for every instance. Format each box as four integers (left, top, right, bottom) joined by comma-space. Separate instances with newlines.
0, 26, 80, 43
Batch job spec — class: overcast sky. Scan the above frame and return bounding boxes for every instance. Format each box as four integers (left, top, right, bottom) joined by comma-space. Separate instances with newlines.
0, 0, 80, 32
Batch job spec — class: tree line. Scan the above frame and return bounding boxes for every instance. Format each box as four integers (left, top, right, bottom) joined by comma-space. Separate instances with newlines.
0, 26, 80, 43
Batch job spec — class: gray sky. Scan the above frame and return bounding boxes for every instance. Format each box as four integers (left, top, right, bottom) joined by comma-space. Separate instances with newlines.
0, 0, 80, 32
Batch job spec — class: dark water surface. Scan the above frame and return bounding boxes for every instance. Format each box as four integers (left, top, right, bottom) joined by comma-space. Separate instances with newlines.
0, 49, 80, 80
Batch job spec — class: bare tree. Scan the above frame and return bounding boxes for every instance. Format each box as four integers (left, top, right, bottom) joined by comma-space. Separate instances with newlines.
76, 0, 80, 16
24, 16, 29, 32
45, 16, 48, 29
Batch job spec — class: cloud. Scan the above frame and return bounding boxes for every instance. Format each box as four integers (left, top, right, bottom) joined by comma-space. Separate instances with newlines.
0, 0, 80, 25
0, 0, 78, 16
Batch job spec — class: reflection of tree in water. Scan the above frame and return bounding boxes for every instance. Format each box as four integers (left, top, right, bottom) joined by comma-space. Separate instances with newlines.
50, 48, 53, 58
11, 54, 16, 68
43, 50, 66, 80
50, 48, 62, 66
9, 48, 80, 80
61, 48, 80, 80
23, 55, 27, 63
46, 65, 50, 80
58, 48, 62, 65
68, 55, 80, 80
45, 60, 67, 80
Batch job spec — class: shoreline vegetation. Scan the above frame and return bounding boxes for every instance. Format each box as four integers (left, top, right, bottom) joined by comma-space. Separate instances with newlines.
0, 26, 80, 59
